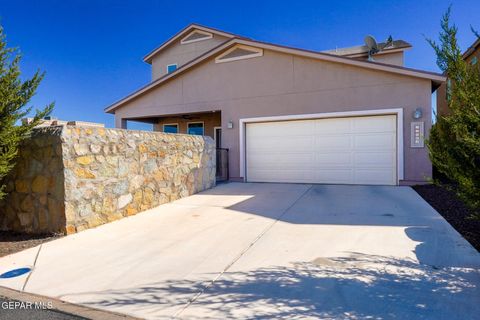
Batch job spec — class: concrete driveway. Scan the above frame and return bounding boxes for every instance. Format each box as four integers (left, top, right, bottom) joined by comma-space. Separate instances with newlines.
0, 183, 479, 319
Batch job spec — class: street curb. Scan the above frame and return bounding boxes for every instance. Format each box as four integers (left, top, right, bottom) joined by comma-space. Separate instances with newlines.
0, 286, 142, 320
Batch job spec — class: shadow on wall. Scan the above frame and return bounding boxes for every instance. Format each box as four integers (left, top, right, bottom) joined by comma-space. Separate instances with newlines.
68, 253, 479, 320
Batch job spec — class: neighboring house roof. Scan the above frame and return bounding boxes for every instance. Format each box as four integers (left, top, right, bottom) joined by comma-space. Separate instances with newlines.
106, 37, 446, 113
323, 40, 412, 57
143, 23, 243, 64
462, 37, 480, 59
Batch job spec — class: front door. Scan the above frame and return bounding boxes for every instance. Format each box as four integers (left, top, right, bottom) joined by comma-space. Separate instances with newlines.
214, 127, 222, 148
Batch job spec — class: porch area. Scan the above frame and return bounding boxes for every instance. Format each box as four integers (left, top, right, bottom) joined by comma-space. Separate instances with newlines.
121, 111, 228, 181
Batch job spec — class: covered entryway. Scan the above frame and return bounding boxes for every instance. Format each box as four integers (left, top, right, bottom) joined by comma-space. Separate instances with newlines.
246, 114, 397, 185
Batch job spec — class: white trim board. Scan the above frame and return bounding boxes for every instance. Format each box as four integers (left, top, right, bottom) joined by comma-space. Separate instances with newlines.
239, 108, 404, 183
180, 30, 213, 44
214, 126, 222, 141
215, 44, 263, 63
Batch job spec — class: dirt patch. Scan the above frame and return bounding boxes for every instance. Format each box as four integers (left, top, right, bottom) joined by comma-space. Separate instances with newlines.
413, 184, 480, 252
0, 232, 62, 258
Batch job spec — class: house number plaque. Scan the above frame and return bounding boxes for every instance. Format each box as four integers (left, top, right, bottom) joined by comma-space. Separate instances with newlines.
411, 122, 425, 148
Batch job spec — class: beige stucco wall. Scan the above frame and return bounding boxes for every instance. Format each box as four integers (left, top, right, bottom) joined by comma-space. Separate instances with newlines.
370, 51, 404, 66
150, 34, 230, 80
114, 49, 433, 184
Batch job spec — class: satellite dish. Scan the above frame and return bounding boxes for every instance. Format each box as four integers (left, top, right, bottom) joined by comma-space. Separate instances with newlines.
364, 35, 379, 60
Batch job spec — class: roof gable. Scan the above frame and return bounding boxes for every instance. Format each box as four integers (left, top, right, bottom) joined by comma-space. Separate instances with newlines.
143, 24, 239, 64
180, 29, 213, 44
215, 44, 264, 63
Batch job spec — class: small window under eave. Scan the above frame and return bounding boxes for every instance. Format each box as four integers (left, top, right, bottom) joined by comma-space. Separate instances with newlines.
215, 45, 264, 63
180, 30, 213, 44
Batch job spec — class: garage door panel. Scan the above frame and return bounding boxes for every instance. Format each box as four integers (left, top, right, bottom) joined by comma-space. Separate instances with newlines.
314, 119, 352, 134
354, 169, 396, 185
315, 152, 353, 165
246, 114, 397, 185
354, 134, 396, 149
314, 136, 352, 149
248, 169, 315, 183
249, 120, 314, 137
248, 136, 315, 151
316, 169, 353, 184
353, 116, 396, 133
354, 152, 396, 166
248, 153, 314, 167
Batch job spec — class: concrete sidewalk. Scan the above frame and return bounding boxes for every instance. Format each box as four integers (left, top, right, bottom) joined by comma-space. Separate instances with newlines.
0, 183, 479, 319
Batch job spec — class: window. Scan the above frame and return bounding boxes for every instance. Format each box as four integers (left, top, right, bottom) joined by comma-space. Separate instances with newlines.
163, 123, 178, 133
215, 45, 263, 63
167, 64, 177, 74
180, 30, 213, 44
471, 56, 478, 65
187, 122, 204, 135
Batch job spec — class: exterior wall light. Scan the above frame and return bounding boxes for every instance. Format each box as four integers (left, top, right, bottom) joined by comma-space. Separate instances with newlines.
227, 121, 234, 129
413, 107, 423, 119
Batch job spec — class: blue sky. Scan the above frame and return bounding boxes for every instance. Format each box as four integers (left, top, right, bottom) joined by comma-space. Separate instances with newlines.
1, 0, 479, 129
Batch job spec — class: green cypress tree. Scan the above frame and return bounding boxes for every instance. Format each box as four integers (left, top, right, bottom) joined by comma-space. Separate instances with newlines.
0, 25, 54, 200
427, 8, 480, 217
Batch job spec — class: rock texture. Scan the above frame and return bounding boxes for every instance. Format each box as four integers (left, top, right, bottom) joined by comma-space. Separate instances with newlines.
0, 127, 65, 233
0, 126, 216, 234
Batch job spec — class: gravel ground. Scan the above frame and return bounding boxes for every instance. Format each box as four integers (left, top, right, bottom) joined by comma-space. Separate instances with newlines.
0, 232, 62, 258
413, 184, 480, 252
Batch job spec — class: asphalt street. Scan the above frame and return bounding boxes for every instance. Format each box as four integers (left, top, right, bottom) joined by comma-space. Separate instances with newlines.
0, 298, 85, 320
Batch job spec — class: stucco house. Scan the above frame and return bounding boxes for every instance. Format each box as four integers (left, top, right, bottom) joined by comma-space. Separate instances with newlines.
105, 24, 445, 186
437, 37, 480, 116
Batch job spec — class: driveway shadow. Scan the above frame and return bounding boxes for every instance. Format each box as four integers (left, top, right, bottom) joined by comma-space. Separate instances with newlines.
200, 183, 440, 226
73, 253, 479, 320
196, 183, 480, 268
52, 183, 480, 319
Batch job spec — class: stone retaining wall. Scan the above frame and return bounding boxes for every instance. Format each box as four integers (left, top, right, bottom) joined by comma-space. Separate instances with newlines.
0, 126, 216, 234
0, 127, 65, 233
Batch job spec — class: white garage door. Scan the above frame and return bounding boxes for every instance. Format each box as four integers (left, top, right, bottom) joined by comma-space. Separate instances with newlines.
246, 115, 397, 185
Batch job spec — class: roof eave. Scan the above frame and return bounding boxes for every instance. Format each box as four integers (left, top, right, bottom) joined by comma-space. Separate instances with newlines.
462, 37, 480, 59
343, 46, 412, 58
106, 38, 446, 114
105, 39, 238, 113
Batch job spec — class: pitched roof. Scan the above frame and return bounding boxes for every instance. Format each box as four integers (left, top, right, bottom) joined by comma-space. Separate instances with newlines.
323, 40, 412, 57
143, 23, 242, 64
105, 37, 446, 113
463, 37, 480, 59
